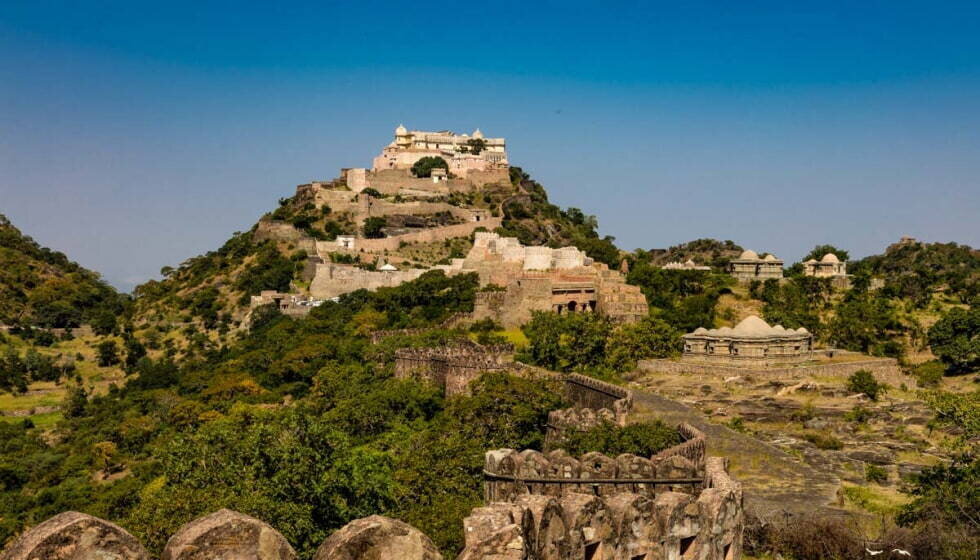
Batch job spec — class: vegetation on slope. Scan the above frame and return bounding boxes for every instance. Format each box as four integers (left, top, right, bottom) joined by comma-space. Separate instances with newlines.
0, 215, 126, 329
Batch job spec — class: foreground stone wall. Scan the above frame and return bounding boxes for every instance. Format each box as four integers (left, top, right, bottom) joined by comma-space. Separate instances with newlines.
471, 447, 740, 560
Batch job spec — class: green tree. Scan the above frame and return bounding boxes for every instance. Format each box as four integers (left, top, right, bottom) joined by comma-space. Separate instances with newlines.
410, 156, 448, 178
362, 217, 387, 239
846, 369, 885, 401
465, 138, 486, 155
927, 306, 980, 373
520, 311, 609, 374
96, 340, 120, 367
802, 244, 850, 263
604, 317, 681, 371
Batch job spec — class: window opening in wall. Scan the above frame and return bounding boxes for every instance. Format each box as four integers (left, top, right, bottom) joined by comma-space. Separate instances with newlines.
630, 555, 646, 560
584, 541, 601, 560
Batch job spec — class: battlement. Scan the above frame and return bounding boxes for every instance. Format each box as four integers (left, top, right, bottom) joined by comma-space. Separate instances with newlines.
394, 344, 516, 395
469, 437, 740, 560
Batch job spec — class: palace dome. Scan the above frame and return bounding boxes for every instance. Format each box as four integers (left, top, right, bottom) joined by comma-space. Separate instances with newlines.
472, 128, 484, 139
820, 253, 840, 263
763, 254, 778, 262
738, 250, 759, 260
395, 124, 407, 135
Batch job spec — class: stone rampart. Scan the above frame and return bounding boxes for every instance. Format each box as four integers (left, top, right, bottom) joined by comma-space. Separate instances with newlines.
394, 344, 515, 396
545, 375, 635, 447
343, 217, 503, 253
639, 356, 905, 385
564, 373, 631, 411
473, 444, 741, 559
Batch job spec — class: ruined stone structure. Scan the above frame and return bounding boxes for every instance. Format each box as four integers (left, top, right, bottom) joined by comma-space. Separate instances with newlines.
394, 344, 515, 396
308, 231, 646, 326
372, 125, 508, 177
681, 315, 813, 367
249, 290, 325, 318
662, 260, 712, 271
309, 262, 430, 300
460, 232, 647, 327
727, 250, 783, 283
467, 421, 742, 560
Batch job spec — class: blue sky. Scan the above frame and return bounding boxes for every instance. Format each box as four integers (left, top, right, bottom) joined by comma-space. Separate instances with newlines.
2, 1, 978, 290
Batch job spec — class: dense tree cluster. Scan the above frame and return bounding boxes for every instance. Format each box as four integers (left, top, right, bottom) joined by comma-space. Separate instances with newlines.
627, 264, 734, 332
519, 311, 681, 378
0, 271, 591, 558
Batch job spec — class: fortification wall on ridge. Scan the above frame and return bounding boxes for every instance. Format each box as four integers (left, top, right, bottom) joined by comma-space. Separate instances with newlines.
639, 356, 904, 385
394, 344, 515, 396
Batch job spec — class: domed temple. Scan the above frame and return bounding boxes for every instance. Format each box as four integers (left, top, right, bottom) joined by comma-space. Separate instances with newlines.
682, 315, 813, 366
728, 250, 783, 282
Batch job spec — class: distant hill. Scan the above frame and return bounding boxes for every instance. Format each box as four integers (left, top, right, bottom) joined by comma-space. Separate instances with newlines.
0, 214, 125, 328
852, 239, 979, 305
639, 238, 745, 269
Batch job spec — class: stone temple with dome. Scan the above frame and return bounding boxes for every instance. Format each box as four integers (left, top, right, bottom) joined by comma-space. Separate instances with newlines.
681, 315, 813, 366
728, 250, 784, 282
803, 252, 847, 278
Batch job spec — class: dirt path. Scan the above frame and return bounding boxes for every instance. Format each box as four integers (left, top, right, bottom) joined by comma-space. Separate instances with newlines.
630, 387, 844, 518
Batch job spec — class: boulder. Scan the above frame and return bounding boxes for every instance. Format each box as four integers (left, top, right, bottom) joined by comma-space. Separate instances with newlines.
162, 509, 296, 560
315, 515, 442, 560
0, 511, 149, 560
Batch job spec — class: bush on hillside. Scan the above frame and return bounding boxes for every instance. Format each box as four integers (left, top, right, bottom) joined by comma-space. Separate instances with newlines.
927, 305, 980, 374
847, 369, 886, 401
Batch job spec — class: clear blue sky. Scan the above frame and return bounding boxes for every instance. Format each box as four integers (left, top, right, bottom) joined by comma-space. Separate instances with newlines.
2, 1, 978, 290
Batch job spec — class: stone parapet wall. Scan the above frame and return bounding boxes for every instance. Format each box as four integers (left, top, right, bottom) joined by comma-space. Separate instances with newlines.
639, 356, 904, 385
653, 423, 707, 468
474, 445, 741, 559
394, 344, 515, 396
320, 217, 502, 254
564, 373, 631, 410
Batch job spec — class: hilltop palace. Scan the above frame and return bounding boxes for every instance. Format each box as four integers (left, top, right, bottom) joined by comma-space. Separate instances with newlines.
251, 125, 647, 327
372, 125, 508, 175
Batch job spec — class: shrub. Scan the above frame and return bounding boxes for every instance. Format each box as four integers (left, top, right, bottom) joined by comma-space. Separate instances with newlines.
845, 404, 873, 424
912, 360, 945, 387
847, 369, 886, 401
866, 464, 888, 483
803, 431, 844, 450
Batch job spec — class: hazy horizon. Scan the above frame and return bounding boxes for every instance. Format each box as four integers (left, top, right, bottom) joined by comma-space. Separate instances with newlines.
3, 2, 979, 291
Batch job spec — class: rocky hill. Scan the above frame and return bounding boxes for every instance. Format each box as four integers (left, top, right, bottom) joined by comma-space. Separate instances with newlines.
127, 165, 630, 353
0, 214, 125, 329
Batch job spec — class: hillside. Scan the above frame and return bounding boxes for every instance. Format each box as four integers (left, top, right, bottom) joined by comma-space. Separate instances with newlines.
127, 166, 629, 353
0, 214, 125, 329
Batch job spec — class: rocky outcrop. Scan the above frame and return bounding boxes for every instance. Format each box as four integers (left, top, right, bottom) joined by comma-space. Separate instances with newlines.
314, 515, 442, 560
